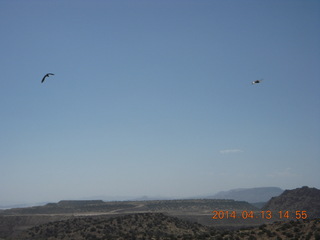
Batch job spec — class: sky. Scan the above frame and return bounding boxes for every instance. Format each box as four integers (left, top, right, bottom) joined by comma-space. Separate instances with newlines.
0, 0, 319, 205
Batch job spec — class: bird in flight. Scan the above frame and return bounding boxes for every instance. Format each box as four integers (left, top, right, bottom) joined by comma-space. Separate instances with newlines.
252, 79, 263, 84
41, 73, 54, 83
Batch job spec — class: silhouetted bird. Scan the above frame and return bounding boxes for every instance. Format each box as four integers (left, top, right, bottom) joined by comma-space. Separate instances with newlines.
252, 79, 262, 84
41, 73, 54, 83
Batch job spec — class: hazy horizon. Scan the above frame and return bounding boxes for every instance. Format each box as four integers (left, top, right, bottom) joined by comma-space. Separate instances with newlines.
0, 185, 288, 207
1, 0, 319, 206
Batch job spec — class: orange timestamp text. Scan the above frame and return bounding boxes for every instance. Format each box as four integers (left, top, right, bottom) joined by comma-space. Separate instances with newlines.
212, 210, 308, 220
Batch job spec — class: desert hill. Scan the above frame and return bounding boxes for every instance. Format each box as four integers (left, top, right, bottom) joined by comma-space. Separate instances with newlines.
210, 187, 283, 203
0, 199, 259, 238
235, 218, 320, 240
17, 213, 217, 240
17, 213, 320, 240
262, 186, 320, 219
2, 191, 320, 239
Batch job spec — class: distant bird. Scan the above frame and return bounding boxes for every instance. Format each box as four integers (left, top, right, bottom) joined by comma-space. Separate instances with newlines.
252, 79, 263, 84
41, 73, 54, 83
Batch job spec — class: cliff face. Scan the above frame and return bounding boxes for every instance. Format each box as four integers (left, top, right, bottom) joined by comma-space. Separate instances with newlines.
262, 186, 320, 218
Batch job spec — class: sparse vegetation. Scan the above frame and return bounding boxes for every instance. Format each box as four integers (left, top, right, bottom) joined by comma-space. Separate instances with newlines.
16, 213, 212, 239
13, 213, 320, 240
1, 187, 320, 239
262, 186, 320, 219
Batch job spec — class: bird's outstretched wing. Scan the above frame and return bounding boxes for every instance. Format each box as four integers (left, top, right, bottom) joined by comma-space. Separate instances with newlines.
41, 75, 47, 83
41, 73, 55, 83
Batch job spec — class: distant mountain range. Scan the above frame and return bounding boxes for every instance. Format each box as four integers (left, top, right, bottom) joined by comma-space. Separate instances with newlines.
0, 202, 48, 210
0, 187, 284, 209
206, 187, 284, 203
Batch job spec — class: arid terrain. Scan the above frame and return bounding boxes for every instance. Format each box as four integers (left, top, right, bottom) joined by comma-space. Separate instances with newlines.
4, 213, 320, 240
1, 186, 319, 239
0, 199, 260, 238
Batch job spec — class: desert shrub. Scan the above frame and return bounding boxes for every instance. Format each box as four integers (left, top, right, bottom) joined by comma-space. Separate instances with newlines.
221, 230, 230, 236
223, 236, 233, 240
285, 232, 294, 238
86, 233, 99, 240
195, 235, 207, 240
198, 232, 210, 238
260, 228, 272, 237
181, 234, 193, 240
98, 224, 104, 229
259, 224, 266, 230
248, 235, 257, 240
168, 234, 176, 240
282, 222, 291, 230
239, 232, 246, 238
209, 229, 217, 235
306, 232, 313, 240
293, 227, 300, 232
213, 234, 223, 240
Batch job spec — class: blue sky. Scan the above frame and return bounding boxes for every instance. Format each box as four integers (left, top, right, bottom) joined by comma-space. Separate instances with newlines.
1, 0, 319, 205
